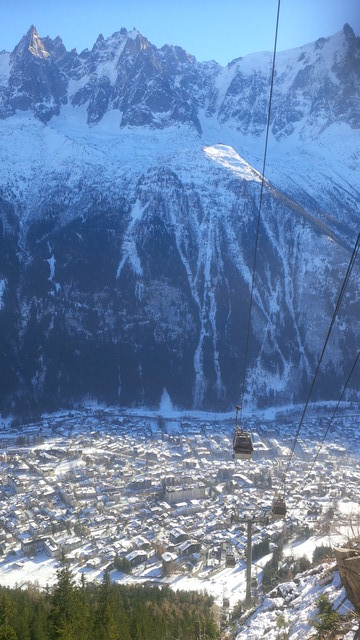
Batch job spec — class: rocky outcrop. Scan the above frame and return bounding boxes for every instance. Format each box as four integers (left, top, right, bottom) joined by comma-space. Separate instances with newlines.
335, 547, 360, 614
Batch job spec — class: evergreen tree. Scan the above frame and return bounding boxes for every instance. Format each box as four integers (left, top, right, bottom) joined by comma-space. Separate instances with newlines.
50, 559, 77, 640
29, 606, 49, 640
0, 592, 17, 640
72, 574, 93, 640
93, 569, 119, 640
312, 594, 339, 638
0, 575, 219, 640
11, 590, 31, 640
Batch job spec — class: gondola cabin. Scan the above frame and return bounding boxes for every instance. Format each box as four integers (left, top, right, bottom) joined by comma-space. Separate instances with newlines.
272, 496, 286, 519
233, 430, 253, 460
233, 404, 253, 460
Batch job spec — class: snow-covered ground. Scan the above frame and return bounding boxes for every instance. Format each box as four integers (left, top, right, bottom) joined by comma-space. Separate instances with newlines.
236, 562, 355, 640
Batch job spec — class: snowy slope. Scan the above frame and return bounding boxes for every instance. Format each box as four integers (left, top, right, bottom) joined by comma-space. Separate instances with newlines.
236, 563, 355, 640
0, 24, 359, 414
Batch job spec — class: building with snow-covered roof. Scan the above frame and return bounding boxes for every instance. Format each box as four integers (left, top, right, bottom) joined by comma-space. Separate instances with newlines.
164, 483, 207, 504
161, 551, 178, 575
126, 549, 148, 567
170, 529, 188, 545
178, 539, 201, 556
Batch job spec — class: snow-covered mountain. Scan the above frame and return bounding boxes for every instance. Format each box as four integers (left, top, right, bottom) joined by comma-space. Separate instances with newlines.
0, 24, 359, 416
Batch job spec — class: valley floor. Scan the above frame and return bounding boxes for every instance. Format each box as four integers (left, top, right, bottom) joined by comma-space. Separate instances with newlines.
0, 403, 359, 637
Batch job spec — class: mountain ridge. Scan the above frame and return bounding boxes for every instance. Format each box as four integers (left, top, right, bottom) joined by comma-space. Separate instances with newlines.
1, 23, 359, 133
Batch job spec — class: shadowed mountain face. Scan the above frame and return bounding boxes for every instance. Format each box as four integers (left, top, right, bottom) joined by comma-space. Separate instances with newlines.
0, 25, 359, 416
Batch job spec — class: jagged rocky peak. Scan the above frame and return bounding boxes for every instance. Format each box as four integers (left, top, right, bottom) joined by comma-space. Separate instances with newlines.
27, 26, 50, 58
343, 22, 357, 41
90, 27, 194, 71
11, 25, 50, 60
67, 24, 204, 130
1, 21, 358, 135
216, 22, 360, 138
42, 35, 68, 61
340, 22, 360, 64
89, 27, 149, 59
314, 22, 358, 54
4, 25, 69, 123
72, 27, 151, 80
124, 28, 149, 53
161, 44, 195, 63
159, 43, 197, 76
7, 26, 72, 75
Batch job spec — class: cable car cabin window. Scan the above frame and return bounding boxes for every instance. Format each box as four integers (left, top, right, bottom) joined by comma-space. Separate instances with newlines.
233, 431, 253, 460
272, 497, 286, 519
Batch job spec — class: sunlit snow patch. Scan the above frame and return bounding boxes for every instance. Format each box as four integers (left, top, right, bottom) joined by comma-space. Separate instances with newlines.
0, 279, 6, 309
159, 388, 174, 417
116, 199, 145, 278
203, 144, 262, 182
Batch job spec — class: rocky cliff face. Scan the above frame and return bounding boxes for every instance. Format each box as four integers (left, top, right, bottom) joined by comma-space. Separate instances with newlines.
335, 547, 360, 615
0, 24, 359, 415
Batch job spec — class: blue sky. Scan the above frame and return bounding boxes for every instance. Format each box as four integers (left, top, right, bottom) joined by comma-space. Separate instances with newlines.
1, 0, 359, 65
